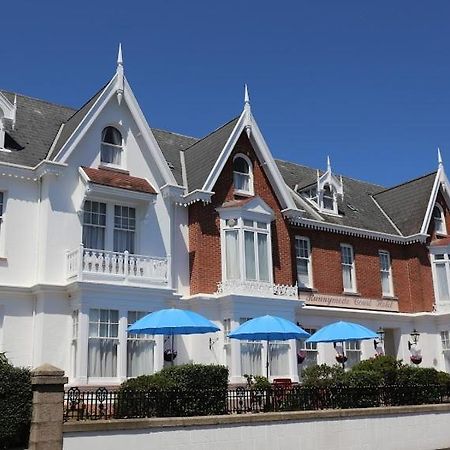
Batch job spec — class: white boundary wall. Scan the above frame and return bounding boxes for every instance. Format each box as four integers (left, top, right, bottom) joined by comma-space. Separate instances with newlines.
63, 405, 450, 450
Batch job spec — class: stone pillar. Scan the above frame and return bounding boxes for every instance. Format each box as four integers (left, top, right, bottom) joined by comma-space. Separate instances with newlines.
29, 363, 68, 450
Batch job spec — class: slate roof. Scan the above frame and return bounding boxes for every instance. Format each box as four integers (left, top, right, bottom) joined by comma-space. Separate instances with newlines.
182, 117, 239, 191
0, 88, 440, 238
373, 172, 437, 236
152, 128, 198, 185
0, 90, 75, 167
275, 160, 401, 235
81, 167, 156, 194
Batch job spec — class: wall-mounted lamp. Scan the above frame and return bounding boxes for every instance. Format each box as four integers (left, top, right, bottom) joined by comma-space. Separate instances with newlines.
408, 329, 420, 350
209, 337, 219, 350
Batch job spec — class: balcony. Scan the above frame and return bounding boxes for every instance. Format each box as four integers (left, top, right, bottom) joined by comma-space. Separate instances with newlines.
66, 245, 169, 287
216, 280, 298, 299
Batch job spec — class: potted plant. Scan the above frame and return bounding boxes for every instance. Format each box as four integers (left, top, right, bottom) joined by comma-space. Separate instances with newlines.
164, 349, 177, 362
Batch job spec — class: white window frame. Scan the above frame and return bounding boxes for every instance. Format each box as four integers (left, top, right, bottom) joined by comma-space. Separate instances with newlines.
100, 126, 123, 169
82, 200, 107, 250
321, 184, 336, 213
341, 244, 357, 294
232, 154, 254, 196
222, 217, 273, 283
345, 340, 361, 368
295, 236, 313, 288
113, 205, 136, 253
297, 327, 318, 378
430, 251, 450, 306
433, 203, 447, 236
441, 331, 450, 351
379, 250, 394, 297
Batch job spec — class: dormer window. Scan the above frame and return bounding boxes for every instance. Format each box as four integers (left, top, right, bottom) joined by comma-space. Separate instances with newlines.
322, 184, 334, 211
101, 126, 122, 166
233, 154, 253, 195
433, 204, 447, 236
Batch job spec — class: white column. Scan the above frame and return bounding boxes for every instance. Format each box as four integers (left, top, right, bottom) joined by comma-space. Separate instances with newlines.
153, 335, 164, 373
229, 318, 242, 384
118, 309, 127, 381
77, 306, 89, 384
288, 339, 299, 382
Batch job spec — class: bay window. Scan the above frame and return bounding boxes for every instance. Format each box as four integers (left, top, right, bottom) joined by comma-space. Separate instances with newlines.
296, 236, 312, 288
88, 308, 119, 378
223, 218, 271, 283
341, 244, 356, 293
127, 311, 154, 377
379, 250, 394, 297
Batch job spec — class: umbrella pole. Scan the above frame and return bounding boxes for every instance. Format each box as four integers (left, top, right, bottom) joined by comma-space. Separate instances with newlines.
171, 334, 175, 367
266, 339, 269, 379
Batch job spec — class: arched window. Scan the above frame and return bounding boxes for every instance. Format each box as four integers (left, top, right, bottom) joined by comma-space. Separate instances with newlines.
433, 204, 447, 235
322, 184, 334, 211
233, 154, 253, 195
101, 127, 122, 166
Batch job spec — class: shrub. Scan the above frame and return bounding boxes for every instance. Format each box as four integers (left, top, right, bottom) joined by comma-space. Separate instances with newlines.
0, 359, 32, 449
301, 364, 346, 387
351, 355, 402, 385
117, 364, 229, 418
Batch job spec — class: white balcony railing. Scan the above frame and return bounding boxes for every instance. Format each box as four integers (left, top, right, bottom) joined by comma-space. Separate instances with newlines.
66, 245, 168, 286
216, 280, 298, 299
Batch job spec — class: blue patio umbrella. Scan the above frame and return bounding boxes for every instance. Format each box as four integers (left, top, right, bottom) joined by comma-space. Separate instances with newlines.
128, 308, 220, 365
228, 315, 310, 378
306, 321, 378, 368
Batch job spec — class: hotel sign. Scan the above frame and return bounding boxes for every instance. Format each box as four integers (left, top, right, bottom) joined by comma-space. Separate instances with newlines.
301, 294, 399, 312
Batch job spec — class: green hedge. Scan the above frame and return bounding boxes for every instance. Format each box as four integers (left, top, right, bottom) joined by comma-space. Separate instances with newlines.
0, 359, 32, 449
117, 364, 229, 418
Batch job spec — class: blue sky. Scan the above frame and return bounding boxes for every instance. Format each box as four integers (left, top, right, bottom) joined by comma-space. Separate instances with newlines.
2, 0, 450, 187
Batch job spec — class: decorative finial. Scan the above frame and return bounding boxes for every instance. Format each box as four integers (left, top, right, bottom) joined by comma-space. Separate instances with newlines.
116, 43, 124, 105
244, 83, 251, 138
438, 147, 444, 168
327, 155, 331, 172
117, 43, 123, 68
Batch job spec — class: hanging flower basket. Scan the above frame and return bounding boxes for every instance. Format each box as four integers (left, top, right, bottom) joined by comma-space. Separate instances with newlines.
410, 355, 422, 365
335, 354, 348, 364
164, 349, 177, 362
297, 350, 307, 364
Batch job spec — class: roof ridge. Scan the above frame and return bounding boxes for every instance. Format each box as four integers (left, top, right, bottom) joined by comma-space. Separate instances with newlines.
275, 158, 386, 189
152, 127, 198, 141
0, 89, 77, 112
374, 170, 437, 196
183, 116, 240, 153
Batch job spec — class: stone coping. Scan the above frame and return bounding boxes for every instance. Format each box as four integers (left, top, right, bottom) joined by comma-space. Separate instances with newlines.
64, 403, 450, 433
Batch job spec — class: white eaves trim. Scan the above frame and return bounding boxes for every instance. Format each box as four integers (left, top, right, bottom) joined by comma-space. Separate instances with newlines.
286, 214, 428, 244
201, 109, 297, 211
52, 73, 178, 188
420, 168, 450, 235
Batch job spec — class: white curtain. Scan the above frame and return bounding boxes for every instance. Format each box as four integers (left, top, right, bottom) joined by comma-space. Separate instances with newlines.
234, 172, 250, 192
343, 266, 353, 291
269, 342, 289, 376
83, 225, 105, 250
114, 229, 135, 253
258, 233, 269, 281
244, 231, 256, 280
225, 230, 240, 279
241, 342, 262, 376
297, 259, 309, 287
437, 264, 450, 301
88, 339, 117, 377
127, 340, 154, 377
381, 272, 390, 295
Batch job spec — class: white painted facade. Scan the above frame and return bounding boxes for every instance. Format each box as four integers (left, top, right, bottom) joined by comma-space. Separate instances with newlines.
1, 52, 450, 386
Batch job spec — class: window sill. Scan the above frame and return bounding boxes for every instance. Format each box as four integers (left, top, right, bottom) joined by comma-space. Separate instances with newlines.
98, 164, 129, 175
233, 190, 254, 198
342, 290, 360, 297
382, 295, 398, 300
435, 232, 448, 238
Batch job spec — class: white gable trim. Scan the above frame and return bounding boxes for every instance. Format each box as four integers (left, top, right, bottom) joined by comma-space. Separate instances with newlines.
52, 75, 177, 188
216, 196, 275, 221
201, 110, 297, 210
420, 169, 450, 235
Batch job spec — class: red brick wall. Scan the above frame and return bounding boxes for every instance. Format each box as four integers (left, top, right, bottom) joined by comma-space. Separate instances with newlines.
188, 132, 294, 295
289, 227, 434, 313
187, 131, 436, 313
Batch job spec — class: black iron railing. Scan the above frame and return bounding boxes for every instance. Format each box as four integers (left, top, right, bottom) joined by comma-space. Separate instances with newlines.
64, 384, 450, 421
